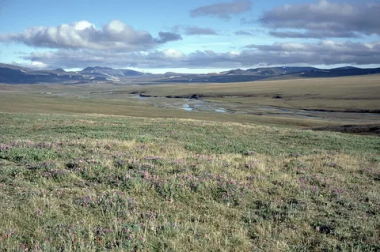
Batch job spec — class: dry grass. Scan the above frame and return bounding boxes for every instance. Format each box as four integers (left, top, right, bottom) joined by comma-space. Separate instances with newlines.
0, 92, 339, 128
2, 75, 380, 128
131, 75, 380, 111
0, 113, 379, 251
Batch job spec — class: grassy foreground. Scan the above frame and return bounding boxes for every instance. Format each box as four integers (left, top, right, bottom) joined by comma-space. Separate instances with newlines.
0, 113, 379, 251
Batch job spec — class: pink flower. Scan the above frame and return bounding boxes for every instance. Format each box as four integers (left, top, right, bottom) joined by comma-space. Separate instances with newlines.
143, 171, 150, 180
35, 209, 43, 216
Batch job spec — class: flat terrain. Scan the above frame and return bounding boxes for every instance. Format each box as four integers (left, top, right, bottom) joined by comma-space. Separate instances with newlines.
1, 75, 380, 128
0, 113, 379, 251
132, 74, 380, 113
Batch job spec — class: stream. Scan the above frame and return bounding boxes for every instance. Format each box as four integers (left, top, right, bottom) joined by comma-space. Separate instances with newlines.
131, 94, 380, 123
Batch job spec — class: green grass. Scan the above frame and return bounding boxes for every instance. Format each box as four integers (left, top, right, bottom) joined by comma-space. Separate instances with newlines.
0, 112, 379, 251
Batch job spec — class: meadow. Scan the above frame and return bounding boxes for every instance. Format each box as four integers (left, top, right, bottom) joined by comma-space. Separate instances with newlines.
1, 75, 380, 128
130, 74, 380, 111
0, 113, 379, 251
0, 75, 379, 251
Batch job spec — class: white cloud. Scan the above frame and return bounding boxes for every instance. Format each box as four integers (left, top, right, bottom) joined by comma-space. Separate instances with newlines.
0, 20, 182, 51
190, 0, 252, 20
73, 21, 95, 31
31, 61, 48, 69
20, 40, 380, 70
163, 49, 184, 59
260, 0, 380, 38
12, 60, 48, 70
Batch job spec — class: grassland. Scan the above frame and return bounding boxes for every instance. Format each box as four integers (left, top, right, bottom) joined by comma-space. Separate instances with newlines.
131, 74, 380, 112
0, 112, 379, 251
0, 75, 379, 251
2, 75, 380, 128
0, 84, 347, 128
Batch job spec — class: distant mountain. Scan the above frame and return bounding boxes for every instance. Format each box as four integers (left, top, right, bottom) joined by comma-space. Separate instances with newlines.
220, 67, 317, 76
218, 66, 380, 80
0, 64, 94, 84
220, 69, 247, 75
300, 67, 380, 78
246, 67, 317, 76
81, 66, 144, 78
155, 66, 380, 83
119, 69, 146, 76
0, 64, 28, 83
0, 64, 145, 84
1, 63, 380, 84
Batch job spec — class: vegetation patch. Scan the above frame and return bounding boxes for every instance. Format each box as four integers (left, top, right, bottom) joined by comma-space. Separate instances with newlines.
0, 113, 379, 251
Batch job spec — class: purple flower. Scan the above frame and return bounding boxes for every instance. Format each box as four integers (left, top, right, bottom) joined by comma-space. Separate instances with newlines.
35, 209, 43, 216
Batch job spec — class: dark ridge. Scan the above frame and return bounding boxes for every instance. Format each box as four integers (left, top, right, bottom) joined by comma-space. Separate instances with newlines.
313, 124, 380, 136
1, 63, 380, 84
303, 109, 380, 114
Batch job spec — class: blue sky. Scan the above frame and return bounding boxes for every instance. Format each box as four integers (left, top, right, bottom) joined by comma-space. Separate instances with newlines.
0, 0, 379, 73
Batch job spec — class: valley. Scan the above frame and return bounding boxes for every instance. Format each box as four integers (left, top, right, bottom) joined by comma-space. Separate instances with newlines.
1, 66, 379, 251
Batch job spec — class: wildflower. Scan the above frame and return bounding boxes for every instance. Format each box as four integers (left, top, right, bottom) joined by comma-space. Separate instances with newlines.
143, 171, 150, 180
332, 188, 345, 194
0, 144, 12, 152
104, 144, 113, 150
35, 209, 43, 216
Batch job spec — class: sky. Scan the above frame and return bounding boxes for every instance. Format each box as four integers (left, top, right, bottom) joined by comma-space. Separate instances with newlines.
0, 0, 379, 73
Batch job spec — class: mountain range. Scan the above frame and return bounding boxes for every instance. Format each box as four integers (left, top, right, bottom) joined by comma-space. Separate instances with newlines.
0, 64, 145, 84
1, 63, 379, 84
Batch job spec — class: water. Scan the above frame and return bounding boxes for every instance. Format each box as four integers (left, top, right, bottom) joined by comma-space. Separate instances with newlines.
258, 106, 380, 122
194, 104, 211, 109
181, 104, 194, 111
130, 94, 380, 123
215, 108, 226, 113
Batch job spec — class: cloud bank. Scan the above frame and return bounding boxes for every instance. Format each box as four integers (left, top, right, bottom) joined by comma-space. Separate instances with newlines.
190, 0, 251, 20
0, 20, 182, 51
21, 40, 380, 70
235, 30, 252, 36
260, 0, 380, 38
2, 1, 380, 70
172, 25, 218, 36
184, 26, 218, 35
